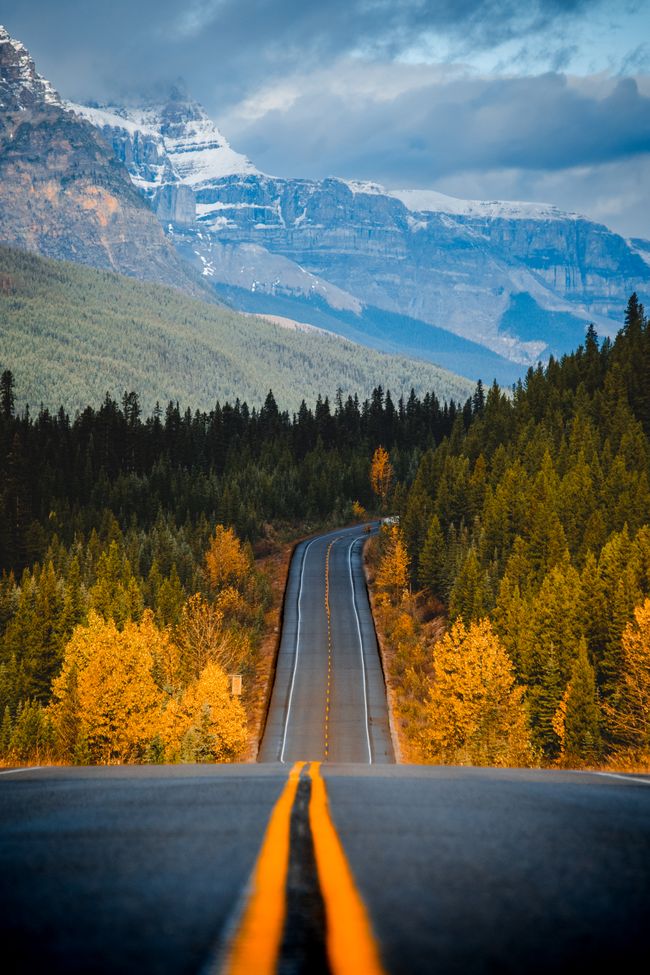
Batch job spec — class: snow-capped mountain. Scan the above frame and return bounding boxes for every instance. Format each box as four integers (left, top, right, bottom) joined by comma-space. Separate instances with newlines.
69, 93, 257, 226
0, 27, 207, 295
0, 25, 61, 110
3, 24, 648, 381
72, 85, 649, 376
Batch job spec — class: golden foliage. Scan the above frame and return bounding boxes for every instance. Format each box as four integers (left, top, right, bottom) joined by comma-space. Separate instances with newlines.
352, 500, 367, 521
375, 525, 410, 605
205, 525, 251, 593
50, 609, 247, 764
608, 598, 650, 757
50, 611, 170, 763
419, 618, 535, 767
176, 593, 252, 683
176, 662, 248, 761
370, 446, 393, 510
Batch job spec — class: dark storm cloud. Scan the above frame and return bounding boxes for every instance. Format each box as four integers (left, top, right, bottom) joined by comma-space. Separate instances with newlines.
232, 72, 650, 184
1, 0, 599, 106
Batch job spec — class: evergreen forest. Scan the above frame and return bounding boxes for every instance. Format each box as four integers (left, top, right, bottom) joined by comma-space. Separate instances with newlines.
1, 293, 650, 769
0, 244, 472, 415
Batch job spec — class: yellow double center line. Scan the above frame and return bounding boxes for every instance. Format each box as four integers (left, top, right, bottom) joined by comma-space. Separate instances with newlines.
325, 540, 337, 760
222, 761, 386, 975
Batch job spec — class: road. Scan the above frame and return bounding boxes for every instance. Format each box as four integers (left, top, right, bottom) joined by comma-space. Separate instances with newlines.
1, 763, 649, 974
1, 525, 650, 974
258, 524, 394, 764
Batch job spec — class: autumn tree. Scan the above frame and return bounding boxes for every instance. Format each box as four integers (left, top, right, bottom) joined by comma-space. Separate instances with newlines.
176, 662, 247, 762
375, 525, 410, 604
50, 612, 171, 763
205, 525, 251, 593
607, 599, 650, 759
370, 446, 394, 511
176, 593, 251, 683
420, 618, 534, 767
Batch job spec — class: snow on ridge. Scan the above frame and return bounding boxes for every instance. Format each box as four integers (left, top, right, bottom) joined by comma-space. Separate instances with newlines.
67, 102, 160, 138
391, 188, 581, 221
1, 24, 61, 107
72, 98, 258, 188
339, 178, 386, 196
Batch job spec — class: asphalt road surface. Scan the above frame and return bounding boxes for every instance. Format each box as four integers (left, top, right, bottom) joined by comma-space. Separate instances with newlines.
2, 526, 650, 974
258, 524, 394, 764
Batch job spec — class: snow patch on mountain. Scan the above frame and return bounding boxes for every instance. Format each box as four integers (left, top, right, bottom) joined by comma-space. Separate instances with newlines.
0, 24, 61, 109
339, 179, 386, 196
391, 188, 581, 222
69, 97, 257, 194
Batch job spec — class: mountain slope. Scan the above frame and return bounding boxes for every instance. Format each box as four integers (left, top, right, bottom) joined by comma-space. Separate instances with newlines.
0, 245, 474, 414
75, 92, 650, 369
0, 27, 207, 297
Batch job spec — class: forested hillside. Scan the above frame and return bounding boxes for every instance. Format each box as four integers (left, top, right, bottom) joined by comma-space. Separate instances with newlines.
0, 245, 473, 414
372, 294, 650, 770
3, 294, 650, 770
0, 370, 466, 763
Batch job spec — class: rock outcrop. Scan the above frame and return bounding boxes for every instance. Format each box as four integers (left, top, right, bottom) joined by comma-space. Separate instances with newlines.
0, 27, 207, 296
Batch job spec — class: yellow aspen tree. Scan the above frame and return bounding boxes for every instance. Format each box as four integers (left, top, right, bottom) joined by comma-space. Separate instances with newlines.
205, 525, 251, 592
370, 445, 394, 511
176, 593, 250, 682
50, 611, 171, 764
178, 662, 247, 761
420, 618, 534, 767
375, 525, 410, 604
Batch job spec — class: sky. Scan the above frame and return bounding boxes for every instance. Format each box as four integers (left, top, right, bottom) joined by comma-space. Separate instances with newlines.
1, 0, 649, 237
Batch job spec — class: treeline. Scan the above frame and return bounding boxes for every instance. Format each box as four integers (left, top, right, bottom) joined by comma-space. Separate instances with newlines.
0, 243, 472, 416
375, 294, 650, 768
0, 377, 466, 574
0, 522, 265, 765
0, 371, 470, 763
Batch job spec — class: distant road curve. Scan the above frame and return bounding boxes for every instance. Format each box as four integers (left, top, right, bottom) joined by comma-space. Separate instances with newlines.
258, 524, 394, 764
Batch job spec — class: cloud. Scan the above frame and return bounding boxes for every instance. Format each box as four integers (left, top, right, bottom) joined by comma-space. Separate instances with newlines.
1, 0, 648, 235
225, 67, 650, 180
2, 0, 607, 108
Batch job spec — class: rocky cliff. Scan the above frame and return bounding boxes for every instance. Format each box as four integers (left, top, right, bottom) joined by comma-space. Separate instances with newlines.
0, 27, 206, 295
74, 87, 650, 367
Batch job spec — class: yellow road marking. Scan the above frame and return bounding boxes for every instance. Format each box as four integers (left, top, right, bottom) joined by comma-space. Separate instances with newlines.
324, 540, 339, 760
222, 761, 305, 975
308, 762, 387, 975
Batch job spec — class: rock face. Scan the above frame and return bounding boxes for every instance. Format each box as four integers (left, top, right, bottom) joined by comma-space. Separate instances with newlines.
77, 84, 650, 365
0, 27, 206, 295
3, 24, 648, 371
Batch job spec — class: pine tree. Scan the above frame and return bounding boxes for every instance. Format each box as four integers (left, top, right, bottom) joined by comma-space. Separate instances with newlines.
448, 549, 491, 623
418, 515, 447, 598
557, 641, 602, 766
0, 369, 15, 420
607, 599, 650, 756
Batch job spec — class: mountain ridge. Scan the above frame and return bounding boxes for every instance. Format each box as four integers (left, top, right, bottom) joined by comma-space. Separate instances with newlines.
69, 87, 650, 369
0, 27, 211, 298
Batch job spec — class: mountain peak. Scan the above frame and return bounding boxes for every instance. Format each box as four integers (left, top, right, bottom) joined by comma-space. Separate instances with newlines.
69, 92, 258, 191
0, 25, 62, 111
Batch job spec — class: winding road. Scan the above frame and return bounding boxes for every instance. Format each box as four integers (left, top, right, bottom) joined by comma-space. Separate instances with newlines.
258, 524, 393, 764
1, 525, 650, 974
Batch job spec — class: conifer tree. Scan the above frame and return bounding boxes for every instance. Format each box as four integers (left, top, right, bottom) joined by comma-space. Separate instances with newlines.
555, 641, 602, 766
418, 515, 447, 598
448, 549, 491, 623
